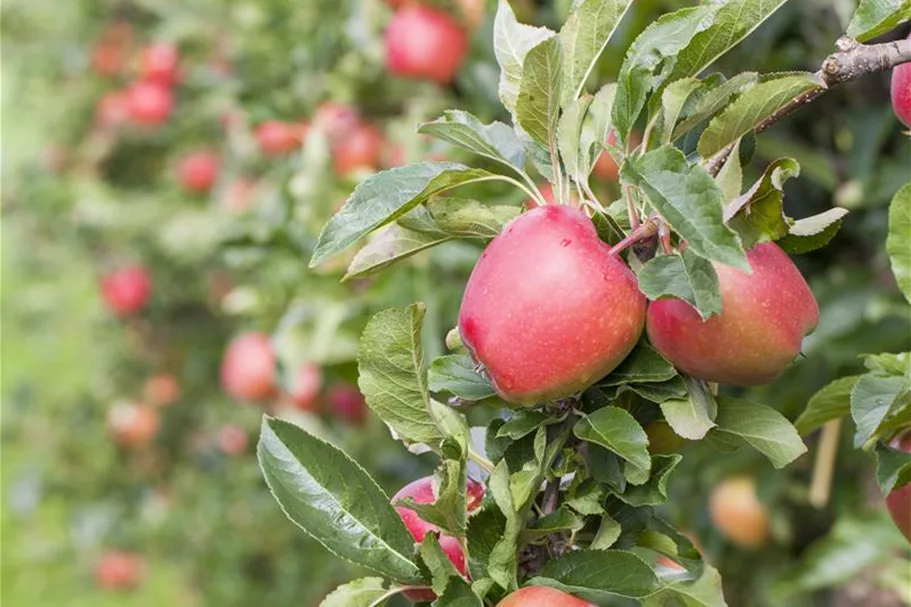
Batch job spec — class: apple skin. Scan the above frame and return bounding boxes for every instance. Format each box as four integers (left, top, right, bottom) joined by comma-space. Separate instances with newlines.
220, 332, 277, 401
886, 431, 911, 543
176, 151, 220, 194
101, 265, 152, 316
709, 476, 770, 549
140, 43, 179, 86
95, 551, 146, 591
327, 383, 367, 425
892, 35, 911, 127
143, 374, 180, 407
458, 205, 646, 405
217, 424, 249, 456
287, 363, 323, 412
392, 476, 485, 602
496, 587, 595, 607
646, 242, 818, 386
332, 123, 384, 176
385, 5, 468, 85
255, 121, 304, 156
107, 402, 160, 447
126, 81, 173, 126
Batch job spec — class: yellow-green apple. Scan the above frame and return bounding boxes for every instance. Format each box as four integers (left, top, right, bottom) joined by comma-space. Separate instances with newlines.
709, 476, 770, 548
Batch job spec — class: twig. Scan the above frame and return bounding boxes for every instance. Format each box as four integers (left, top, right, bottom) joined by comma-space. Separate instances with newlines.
608, 217, 659, 256
706, 36, 911, 176
810, 418, 842, 509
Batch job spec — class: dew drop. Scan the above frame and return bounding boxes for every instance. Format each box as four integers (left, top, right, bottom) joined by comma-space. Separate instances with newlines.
560, 238, 572, 247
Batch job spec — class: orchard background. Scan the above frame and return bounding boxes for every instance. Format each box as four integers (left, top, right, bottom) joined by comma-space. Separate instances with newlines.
2, 1, 910, 606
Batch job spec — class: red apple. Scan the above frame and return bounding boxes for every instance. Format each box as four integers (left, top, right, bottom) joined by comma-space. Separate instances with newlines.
217, 424, 249, 456
176, 150, 220, 194
327, 383, 367, 425
886, 431, 911, 543
458, 205, 646, 405
221, 332, 277, 401
95, 91, 130, 129
646, 242, 819, 386
496, 587, 595, 607
287, 363, 323, 412
107, 402, 160, 447
332, 123, 384, 176
101, 265, 152, 316
709, 477, 770, 549
143, 374, 180, 407
95, 550, 145, 591
393, 476, 485, 602
312, 102, 359, 142
385, 5, 468, 85
892, 35, 911, 127
220, 178, 258, 215
92, 43, 125, 77
126, 81, 173, 126
256, 121, 302, 156
140, 42, 179, 86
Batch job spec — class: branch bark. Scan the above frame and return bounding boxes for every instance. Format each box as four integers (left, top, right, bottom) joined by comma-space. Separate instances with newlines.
706, 36, 911, 176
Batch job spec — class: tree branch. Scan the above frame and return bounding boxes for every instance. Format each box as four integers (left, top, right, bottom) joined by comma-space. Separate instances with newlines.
706, 36, 911, 176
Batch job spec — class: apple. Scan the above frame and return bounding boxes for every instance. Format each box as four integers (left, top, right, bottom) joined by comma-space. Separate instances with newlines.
107, 402, 160, 447
393, 475, 485, 602
176, 150, 220, 194
327, 383, 367, 425
95, 90, 130, 129
496, 587, 595, 607
458, 205, 646, 405
332, 123, 384, 176
140, 42, 179, 86
217, 424, 249, 456
646, 242, 819, 386
143, 374, 180, 407
709, 476, 770, 549
255, 121, 303, 156
886, 431, 911, 543
313, 102, 359, 142
892, 35, 911, 127
91, 43, 125, 77
95, 550, 145, 591
221, 178, 258, 215
287, 363, 323, 412
385, 5, 468, 84
126, 81, 173, 126
101, 265, 152, 316
221, 332, 277, 401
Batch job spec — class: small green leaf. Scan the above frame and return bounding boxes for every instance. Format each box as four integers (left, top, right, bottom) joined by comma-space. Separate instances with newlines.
600, 340, 677, 386
660, 377, 717, 440
558, 95, 595, 183
319, 578, 390, 607
397, 459, 468, 538
345, 224, 451, 280
875, 440, 911, 495
433, 577, 483, 607
488, 461, 522, 590
574, 407, 652, 478
584, 84, 617, 169
846, 0, 911, 42
418, 110, 526, 173
530, 550, 661, 599
636, 250, 722, 320
590, 513, 622, 550
258, 417, 423, 583
466, 506, 506, 581
711, 396, 807, 468
657, 77, 704, 146
428, 354, 496, 401
524, 506, 586, 541
725, 157, 800, 249
613, 454, 683, 507
863, 352, 910, 375
672, 73, 759, 141
497, 410, 553, 440
566, 479, 608, 515
777, 208, 849, 254
516, 37, 563, 148
887, 182, 911, 302
428, 198, 520, 239
852, 374, 908, 447
493, 0, 555, 116
715, 138, 744, 203
642, 564, 726, 607
422, 533, 463, 596
795, 375, 863, 435
626, 377, 688, 404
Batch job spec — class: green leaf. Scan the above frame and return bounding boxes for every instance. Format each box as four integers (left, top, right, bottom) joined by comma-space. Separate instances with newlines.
724, 157, 800, 249
660, 377, 717, 440
613, 454, 683, 507
863, 352, 910, 375
777, 208, 849, 254
497, 410, 553, 440
428, 354, 496, 401
875, 440, 911, 495
887, 182, 911, 302
559, 0, 634, 105
657, 77, 703, 146
344, 224, 451, 281
851, 374, 908, 447
397, 460, 468, 538
530, 550, 661, 600
433, 577, 483, 607
711, 396, 807, 468
672, 73, 759, 141
516, 37, 563, 148
319, 578, 390, 607
258, 417, 423, 583
668, 0, 792, 82
466, 506, 506, 581
846, 0, 911, 42
642, 564, 726, 607
715, 139, 744, 204
310, 163, 493, 266
524, 506, 586, 541
493, 0, 555, 116
566, 479, 608, 515
599, 340, 677, 386
574, 407, 652, 480
698, 73, 823, 159
488, 461, 522, 590
558, 94, 595, 183
636, 250, 722, 320
626, 377, 688, 404
422, 533, 463, 596
584, 84, 617, 169
794, 375, 863, 435
612, 6, 718, 141
418, 110, 526, 174
590, 513, 622, 550
622, 145, 749, 270
358, 304, 444, 448
428, 198, 520, 239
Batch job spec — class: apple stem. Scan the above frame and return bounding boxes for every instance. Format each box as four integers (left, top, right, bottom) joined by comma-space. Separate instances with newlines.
468, 447, 495, 474
581, 180, 605, 212
658, 221, 673, 254
809, 418, 842, 509
624, 186, 641, 230
608, 218, 658, 257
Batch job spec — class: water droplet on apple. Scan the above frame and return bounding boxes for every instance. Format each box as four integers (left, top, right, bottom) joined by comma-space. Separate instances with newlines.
560, 238, 572, 247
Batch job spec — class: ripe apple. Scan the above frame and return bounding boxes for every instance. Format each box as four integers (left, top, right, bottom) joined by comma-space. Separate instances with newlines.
176, 150, 220, 194
143, 374, 180, 407
107, 402, 160, 447
385, 5, 468, 85
95, 90, 130, 129
95, 550, 145, 591
327, 383, 367, 425
92, 43, 125, 77
886, 431, 911, 543
126, 81, 173, 126
312, 102, 359, 142
393, 475, 485, 602
221, 332, 277, 401
709, 476, 770, 549
140, 42, 179, 86
892, 35, 911, 127
287, 363, 323, 412
646, 242, 819, 386
332, 123, 384, 176
458, 205, 646, 405
255, 121, 303, 156
217, 424, 249, 456
100, 265, 152, 316
496, 587, 595, 607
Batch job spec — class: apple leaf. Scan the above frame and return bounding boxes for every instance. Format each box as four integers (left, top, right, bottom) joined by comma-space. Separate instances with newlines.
622, 145, 749, 270
711, 396, 807, 468
344, 224, 451, 281
428, 198, 520, 239
698, 73, 823, 159
612, 5, 718, 142
863, 352, 910, 375
715, 138, 744, 204
725, 157, 800, 249
642, 564, 726, 607
421, 533, 463, 596
669, 73, 758, 141
318, 578, 390, 607
574, 407, 652, 480
487, 461, 522, 589
258, 417, 424, 584
497, 409, 553, 440
794, 375, 863, 435
846, 0, 911, 42
599, 340, 677, 386
612, 454, 682, 507
636, 250, 722, 320
590, 513, 622, 550
529, 550, 661, 600
310, 162, 494, 267
559, 0, 634, 106
875, 440, 911, 495
466, 506, 506, 581
358, 304, 445, 448
418, 111, 527, 178
428, 354, 496, 401
584, 83, 617, 170
777, 207, 849, 254
524, 506, 586, 541
626, 377, 688, 404
397, 459, 468, 538
887, 182, 911, 302
660, 378, 717, 440
655, 77, 703, 146
493, 0, 555, 116
515, 37, 563, 148
851, 374, 908, 448
558, 94, 595, 184
433, 577, 483, 607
